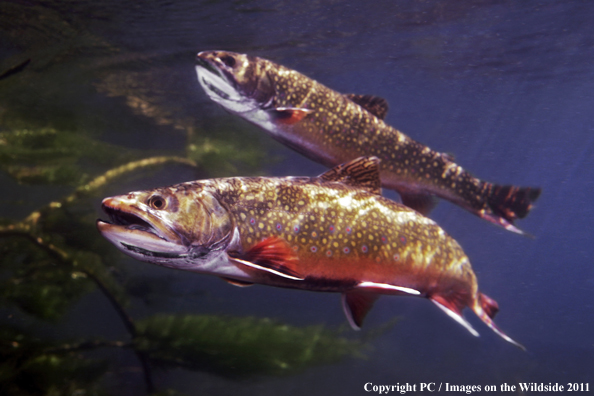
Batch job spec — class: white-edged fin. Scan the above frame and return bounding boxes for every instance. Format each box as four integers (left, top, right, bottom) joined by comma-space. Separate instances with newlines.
472, 298, 526, 351
357, 281, 420, 295
230, 257, 303, 281
432, 299, 479, 337
341, 291, 380, 330
270, 107, 314, 125
483, 320, 526, 351
342, 294, 361, 330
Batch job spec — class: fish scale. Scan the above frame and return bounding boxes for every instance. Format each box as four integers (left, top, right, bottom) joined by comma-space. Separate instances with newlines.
97, 157, 523, 349
195, 50, 541, 235
218, 177, 447, 277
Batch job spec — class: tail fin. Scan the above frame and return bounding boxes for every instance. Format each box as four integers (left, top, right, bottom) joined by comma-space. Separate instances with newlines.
473, 293, 525, 350
483, 184, 541, 235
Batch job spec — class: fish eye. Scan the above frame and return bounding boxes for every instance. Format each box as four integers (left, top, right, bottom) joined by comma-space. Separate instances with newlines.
219, 55, 236, 68
148, 195, 167, 210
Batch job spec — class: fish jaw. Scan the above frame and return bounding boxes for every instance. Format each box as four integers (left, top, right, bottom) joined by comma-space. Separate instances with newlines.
97, 195, 192, 266
195, 51, 268, 114
96, 220, 189, 263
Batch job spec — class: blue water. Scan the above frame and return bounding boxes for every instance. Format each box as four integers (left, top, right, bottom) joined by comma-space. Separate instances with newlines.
1, 1, 593, 394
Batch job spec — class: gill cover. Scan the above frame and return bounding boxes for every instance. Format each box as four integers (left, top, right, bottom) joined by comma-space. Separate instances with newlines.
98, 186, 234, 265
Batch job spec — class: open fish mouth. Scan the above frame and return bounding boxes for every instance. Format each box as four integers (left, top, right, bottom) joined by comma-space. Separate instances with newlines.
200, 77, 232, 100
102, 206, 158, 235
97, 199, 189, 260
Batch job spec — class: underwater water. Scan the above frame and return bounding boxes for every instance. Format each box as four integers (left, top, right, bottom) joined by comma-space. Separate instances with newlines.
1, 0, 593, 395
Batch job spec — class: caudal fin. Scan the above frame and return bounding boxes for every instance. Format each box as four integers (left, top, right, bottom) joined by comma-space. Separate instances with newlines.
473, 293, 525, 350
483, 184, 541, 235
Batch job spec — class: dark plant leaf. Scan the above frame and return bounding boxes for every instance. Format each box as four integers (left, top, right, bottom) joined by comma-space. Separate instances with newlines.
134, 313, 365, 378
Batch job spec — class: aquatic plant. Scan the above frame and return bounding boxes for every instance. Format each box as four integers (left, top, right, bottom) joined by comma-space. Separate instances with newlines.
0, 127, 369, 395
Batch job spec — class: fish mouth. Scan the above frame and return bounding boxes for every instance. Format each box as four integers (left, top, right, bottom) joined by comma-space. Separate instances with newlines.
200, 76, 231, 100
195, 54, 223, 77
97, 199, 188, 260
195, 51, 256, 112
101, 206, 160, 236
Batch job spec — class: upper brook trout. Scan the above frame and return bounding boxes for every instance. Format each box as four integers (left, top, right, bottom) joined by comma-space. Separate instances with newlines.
195, 50, 541, 235
97, 157, 524, 349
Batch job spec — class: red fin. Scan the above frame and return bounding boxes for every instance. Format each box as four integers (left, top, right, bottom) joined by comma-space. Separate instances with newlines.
481, 183, 541, 236
228, 237, 302, 280
342, 290, 380, 330
472, 293, 526, 350
271, 107, 313, 125
478, 292, 499, 319
344, 94, 389, 120
399, 191, 439, 216
220, 277, 254, 287
431, 294, 479, 337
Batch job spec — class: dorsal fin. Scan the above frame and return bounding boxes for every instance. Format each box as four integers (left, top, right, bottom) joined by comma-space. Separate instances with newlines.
344, 94, 389, 120
318, 156, 382, 195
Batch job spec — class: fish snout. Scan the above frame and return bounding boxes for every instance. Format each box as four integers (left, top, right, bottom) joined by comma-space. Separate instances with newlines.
196, 51, 241, 72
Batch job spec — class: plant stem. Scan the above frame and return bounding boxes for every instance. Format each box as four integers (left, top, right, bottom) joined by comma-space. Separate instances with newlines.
0, 230, 155, 394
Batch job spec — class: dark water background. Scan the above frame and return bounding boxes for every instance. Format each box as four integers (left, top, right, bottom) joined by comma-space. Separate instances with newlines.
1, 1, 593, 395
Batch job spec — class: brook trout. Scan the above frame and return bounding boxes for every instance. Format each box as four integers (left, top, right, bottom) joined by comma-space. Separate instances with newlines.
195, 50, 540, 235
97, 157, 523, 349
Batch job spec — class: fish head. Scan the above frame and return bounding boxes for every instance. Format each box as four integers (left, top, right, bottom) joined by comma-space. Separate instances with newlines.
195, 50, 275, 114
96, 184, 234, 270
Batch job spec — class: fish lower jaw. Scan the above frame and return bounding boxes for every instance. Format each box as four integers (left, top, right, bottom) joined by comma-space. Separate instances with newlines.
195, 67, 252, 111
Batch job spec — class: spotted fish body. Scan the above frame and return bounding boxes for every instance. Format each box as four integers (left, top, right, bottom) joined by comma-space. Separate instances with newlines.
195, 51, 541, 235
97, 157, 523, 349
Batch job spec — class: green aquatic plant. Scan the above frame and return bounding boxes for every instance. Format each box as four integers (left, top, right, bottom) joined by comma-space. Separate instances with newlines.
0, 138, 371, 395
134, 314, 365, 378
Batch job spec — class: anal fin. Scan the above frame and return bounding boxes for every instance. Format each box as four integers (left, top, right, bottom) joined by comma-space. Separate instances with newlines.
473, 293, 526, 350
342, 290, 380, 330
228, 237, 303, 281
431, 297, 479, 337
399, 191, 439, 216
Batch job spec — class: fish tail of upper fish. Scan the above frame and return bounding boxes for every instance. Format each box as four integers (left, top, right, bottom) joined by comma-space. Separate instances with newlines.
479, 182, 541, 236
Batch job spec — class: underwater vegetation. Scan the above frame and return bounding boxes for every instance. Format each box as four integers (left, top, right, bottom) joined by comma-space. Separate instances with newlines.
0, 4, 394, 393
0, 125, 370, 395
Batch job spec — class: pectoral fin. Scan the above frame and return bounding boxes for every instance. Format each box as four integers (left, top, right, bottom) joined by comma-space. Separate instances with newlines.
220, 277, 254, 287
270, 107, 314, 125
342, 290, 380, 330
228, 237, 303, 281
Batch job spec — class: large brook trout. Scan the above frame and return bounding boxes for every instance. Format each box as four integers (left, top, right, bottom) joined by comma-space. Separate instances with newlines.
195, 51, 540, 235
97, 157, 523, 349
